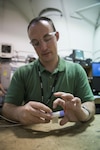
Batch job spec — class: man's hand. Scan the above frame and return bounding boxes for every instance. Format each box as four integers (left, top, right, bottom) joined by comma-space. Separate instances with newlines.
17, 101, 53, 125
2, 101, 53, 125
53, 92, 91, 125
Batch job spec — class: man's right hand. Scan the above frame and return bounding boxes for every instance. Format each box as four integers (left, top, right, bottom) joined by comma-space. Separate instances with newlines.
2, 101, 53, 125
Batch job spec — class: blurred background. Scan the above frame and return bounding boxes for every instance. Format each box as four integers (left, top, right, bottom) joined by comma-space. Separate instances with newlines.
0, 0, 100, 61
0, 0, 100, 109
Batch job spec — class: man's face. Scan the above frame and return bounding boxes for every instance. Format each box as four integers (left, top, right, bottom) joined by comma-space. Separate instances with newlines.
28, 20, 59, 63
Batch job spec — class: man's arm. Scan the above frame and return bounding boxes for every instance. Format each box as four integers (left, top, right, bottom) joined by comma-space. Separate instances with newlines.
2, 101, 52, 125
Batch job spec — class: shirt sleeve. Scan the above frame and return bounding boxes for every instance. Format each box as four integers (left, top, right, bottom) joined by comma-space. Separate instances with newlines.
4, 68, 25, 105
73, 63, 94, 102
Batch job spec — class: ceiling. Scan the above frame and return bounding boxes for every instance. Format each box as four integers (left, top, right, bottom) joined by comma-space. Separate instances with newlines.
1, 0, 100, 28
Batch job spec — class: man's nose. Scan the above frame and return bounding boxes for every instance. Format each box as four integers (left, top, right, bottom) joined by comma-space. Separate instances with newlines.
39, 40, 47, 50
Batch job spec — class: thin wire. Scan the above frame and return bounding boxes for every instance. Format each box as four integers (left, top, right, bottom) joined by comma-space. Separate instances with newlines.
0, 124, 21, 128
0, 114, 21, 128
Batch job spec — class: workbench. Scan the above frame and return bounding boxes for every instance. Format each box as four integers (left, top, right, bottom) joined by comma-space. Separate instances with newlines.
0, 115, 100, 150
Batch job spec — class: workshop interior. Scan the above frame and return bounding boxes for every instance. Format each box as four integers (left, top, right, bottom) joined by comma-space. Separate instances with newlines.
0, 0, 100, 113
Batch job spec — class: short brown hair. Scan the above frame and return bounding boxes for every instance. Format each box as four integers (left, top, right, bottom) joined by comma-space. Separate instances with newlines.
27, 16, 56, 32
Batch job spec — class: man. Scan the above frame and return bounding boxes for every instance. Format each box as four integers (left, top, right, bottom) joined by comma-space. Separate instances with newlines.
2, 17, 95, 126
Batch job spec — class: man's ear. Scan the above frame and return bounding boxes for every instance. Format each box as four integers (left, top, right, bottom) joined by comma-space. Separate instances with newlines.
55, 32, 59, 41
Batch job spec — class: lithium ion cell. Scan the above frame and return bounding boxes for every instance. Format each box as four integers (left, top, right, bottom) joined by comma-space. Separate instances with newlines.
52, 110, 65, 118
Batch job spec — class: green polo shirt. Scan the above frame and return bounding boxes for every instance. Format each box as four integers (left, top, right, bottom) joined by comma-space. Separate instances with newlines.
5, 57, 94, 111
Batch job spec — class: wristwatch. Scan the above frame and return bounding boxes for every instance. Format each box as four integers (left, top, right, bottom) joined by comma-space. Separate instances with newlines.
82, 106, 90, 116
81, 105, 91, 122
82, 105, 90, 116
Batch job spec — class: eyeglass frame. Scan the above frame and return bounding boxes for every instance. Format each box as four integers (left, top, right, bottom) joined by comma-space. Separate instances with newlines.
30, 32, 56, 48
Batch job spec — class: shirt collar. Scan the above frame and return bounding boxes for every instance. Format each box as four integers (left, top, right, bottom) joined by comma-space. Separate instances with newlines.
37, 56, 65, 73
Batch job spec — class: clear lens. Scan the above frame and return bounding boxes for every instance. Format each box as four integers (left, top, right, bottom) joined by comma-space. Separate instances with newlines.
30, 32, 56, 47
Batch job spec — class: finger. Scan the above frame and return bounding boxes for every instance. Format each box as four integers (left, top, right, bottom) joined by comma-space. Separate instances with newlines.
34, 109, 52, 120
28, 115, 50, 124
29, 101, 52, 113
34, 115, 51, 124
72, 97, 81, 102
26, 105, 52, 122
54, 92, 74, 101
71, 97, 81, 107
53, 98, 65, 109
59, 116, 69, 126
